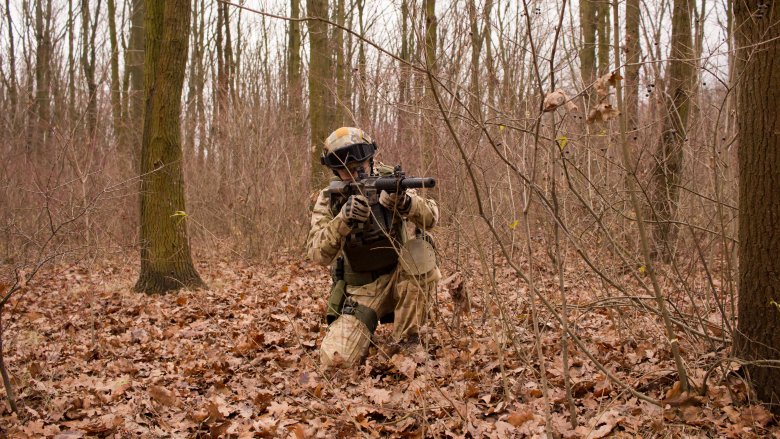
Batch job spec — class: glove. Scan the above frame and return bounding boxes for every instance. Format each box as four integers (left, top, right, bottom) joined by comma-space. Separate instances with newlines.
340, 195, 371, 225
379, 190, 412, 215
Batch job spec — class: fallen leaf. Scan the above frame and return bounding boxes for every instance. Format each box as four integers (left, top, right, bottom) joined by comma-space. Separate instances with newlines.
742, 404, 773, 427
507, 410, 534, 427
149, 385, 178, 407
366, 387, 392, 405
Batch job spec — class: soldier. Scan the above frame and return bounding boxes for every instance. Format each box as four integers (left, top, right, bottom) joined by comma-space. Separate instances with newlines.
306, 127, 441, 367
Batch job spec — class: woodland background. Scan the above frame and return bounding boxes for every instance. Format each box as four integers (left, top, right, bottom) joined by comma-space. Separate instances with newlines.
1, 0, 779, 437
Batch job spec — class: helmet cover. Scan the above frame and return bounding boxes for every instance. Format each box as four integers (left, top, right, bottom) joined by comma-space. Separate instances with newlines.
321, 127, 376, 168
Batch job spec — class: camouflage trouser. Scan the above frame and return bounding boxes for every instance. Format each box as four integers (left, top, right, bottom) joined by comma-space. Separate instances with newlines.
320, 264, 441, 367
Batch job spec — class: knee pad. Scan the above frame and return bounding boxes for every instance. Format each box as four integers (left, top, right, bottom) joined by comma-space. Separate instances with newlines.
320, 315, 372, 367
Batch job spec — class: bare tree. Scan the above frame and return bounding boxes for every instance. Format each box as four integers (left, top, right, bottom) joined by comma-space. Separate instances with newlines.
107, 0, 122, 135
287, 0, 302, 130
126, 0, 145, 168
80, 0, 101, 135
307, 0, 333, 189
624, 0, 640, 131
135, 0, 206, 294
31, 0, 52, 152
649, 0, 695, 261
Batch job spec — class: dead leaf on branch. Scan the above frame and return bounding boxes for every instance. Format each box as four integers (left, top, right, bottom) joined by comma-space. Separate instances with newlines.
543, 89, 578, 113
586, 103, 620, 124
594, 71, 623, 97
543, 90, 567, 112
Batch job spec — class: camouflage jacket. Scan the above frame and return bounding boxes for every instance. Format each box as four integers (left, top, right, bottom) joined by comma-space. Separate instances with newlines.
305, 186, 439, 267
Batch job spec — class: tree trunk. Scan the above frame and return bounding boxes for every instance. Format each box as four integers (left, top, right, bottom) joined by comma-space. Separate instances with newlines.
624, 0, 640, 131
185, 0, 200, 158
579, 0, 597, 106
483, 0, 494, 110
421, 0, 437, 172
195, 0, 206, 163
32, 0, 52, 152
108, 0, 122, 136
333, 0, 348, 125
394, 0, 408, 142
126, 0, 146, 170
467, 0, 482, 119
734, 0, 780, 415
287, 0, 302, 132
596, 0, 610, 75
357, 0, 369, 126
5, 0, 17, 115
67, 0, 76, 122
80, 0, 99, 136
135, 0, 206, 294
308, 0, 332, 190
650, 0, 694, 261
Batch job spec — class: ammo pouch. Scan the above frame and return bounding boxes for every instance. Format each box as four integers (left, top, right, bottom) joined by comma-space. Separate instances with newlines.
326, 278, 347, 325
325, 283, 380, 333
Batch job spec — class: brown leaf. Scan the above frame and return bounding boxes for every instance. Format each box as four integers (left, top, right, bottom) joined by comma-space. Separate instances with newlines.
254, 390, 274, 413
366, 387, 392, 405
207, 401, 225, 422
543, 90, 567, 112
586, 103, 620, 124
392, 354, 417, 379
742, 404, 773, 427
592, 379, 612, 398
210, 421, 231, 438
267, 400, 291, 417
54, 431, 85, 439
190, 408, 210, 423
290, 424, 306, 439
593, 71, 623, 97
149, 385, 178, 407
572, 379, 595, 397
507, 410, 534, 427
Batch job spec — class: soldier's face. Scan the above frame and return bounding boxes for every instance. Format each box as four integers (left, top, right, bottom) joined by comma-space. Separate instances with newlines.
335, 161, 370, 182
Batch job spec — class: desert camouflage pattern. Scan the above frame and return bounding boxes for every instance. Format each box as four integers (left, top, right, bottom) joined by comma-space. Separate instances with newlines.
323, 127, 374, 156
306, 181, 441, 367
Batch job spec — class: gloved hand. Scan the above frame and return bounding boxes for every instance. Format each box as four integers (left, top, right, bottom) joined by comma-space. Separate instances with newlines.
340, 195, 371, 225
379, 190, 412, 215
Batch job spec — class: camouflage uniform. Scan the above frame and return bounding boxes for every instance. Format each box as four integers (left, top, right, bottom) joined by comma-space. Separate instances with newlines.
306, 177, 441, 367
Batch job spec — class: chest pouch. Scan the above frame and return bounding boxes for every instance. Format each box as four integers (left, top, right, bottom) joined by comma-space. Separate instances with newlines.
343, 202, 401, 272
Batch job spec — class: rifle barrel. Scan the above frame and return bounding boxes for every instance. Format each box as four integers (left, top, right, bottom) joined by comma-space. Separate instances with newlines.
375, 176, 436, 192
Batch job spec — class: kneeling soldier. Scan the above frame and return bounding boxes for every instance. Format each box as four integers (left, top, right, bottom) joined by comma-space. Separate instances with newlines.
306, 127, 441, 367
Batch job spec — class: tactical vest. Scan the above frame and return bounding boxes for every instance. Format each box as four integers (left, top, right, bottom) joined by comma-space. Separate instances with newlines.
329, 164, 408, 280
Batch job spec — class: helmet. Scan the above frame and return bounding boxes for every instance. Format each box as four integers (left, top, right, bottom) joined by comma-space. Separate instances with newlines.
321, 127, 376, 168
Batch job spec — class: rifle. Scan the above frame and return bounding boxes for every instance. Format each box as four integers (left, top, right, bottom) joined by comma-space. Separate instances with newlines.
326, 165, 436, 205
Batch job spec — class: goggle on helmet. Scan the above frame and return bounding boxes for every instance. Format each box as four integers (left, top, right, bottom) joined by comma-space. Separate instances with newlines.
320, 142, 377, 168
321, 127, 377, 168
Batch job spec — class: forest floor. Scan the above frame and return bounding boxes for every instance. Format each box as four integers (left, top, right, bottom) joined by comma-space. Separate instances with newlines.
0, 252, 778, 438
